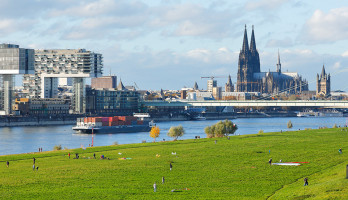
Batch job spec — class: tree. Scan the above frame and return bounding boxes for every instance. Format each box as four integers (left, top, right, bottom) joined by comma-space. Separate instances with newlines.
150, 126, 160, 142
204, 119, 238, 138
287, 120, 293, 129
204, 126, 213, 138
167, 125, 185, 141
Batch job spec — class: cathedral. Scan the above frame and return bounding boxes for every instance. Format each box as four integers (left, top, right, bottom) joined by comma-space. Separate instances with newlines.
236, 25, 308, 94
316, 65, 330, 96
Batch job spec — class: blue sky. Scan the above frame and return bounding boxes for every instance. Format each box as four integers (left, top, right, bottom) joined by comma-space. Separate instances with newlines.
2, 0, 348, 90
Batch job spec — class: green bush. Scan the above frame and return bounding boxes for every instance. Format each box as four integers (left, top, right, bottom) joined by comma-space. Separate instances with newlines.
53, 145, 62, 151
167, 125, 185, 141
205, 119, 238, 138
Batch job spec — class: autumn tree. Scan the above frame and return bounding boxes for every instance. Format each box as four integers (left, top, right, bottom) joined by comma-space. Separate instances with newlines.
167, 125, 185, 141
150, 126, 160, 142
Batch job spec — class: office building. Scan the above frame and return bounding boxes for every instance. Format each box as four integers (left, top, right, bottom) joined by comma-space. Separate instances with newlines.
91, 76, 117, 89
0, 44, 34, 115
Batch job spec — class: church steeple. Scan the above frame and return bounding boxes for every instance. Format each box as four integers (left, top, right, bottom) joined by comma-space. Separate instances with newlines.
250, 25, 257, 52
242, 25, 249, 52
193, 81, 199, 90
321, 65, 326, 77
117, 79, 127, 90
227, 74, 232, 85
276, 50, 281, 73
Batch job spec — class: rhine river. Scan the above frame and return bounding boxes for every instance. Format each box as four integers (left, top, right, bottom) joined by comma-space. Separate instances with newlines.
0, 117, 347, 155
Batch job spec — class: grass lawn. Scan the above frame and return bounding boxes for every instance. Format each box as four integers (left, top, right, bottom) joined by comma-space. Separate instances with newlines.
0, 128, 348, 199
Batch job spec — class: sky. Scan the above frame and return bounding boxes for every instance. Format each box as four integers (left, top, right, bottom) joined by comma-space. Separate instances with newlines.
2, 0, 348, 91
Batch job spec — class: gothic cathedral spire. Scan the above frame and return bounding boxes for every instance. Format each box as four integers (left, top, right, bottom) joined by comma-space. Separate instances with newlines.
250, 25, 257, 52
242, 25, 249, 52
276, 50, 281, 73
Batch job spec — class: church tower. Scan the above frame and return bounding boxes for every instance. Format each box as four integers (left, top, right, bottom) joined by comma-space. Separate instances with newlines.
316, 65, 330, 96
225, 75, 234, 92
276, 50, 281, 73
237, 25, 260, 92
249, 25, 260, 73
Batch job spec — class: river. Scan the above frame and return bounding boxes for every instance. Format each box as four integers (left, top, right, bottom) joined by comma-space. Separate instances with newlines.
0, 117, 346, 155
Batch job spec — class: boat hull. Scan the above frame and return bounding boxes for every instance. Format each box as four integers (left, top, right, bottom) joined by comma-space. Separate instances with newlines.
72, 125, 151, 134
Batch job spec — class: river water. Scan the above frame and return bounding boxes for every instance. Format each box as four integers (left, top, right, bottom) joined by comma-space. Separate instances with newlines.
0, 117, 346, 155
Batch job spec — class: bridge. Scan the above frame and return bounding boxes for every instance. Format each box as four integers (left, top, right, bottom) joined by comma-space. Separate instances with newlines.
143, 100, 348, 108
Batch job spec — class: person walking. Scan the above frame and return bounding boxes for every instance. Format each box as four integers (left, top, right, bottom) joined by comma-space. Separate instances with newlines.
170, 163, 172, 171
93, 153, 96, 159
68, 152, 70, 159
268, 158, 272, 166
33, 157, 36, 164
162, 176, 165, 184
153, 182, 157, 192
6, 161, 9, 168
304, 177, 308, 186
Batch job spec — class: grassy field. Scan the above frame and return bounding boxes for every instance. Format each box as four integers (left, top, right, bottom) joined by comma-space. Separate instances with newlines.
0, 128, 348, 199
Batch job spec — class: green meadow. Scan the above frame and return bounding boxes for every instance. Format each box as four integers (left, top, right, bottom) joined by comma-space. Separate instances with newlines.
0, 128, 348, 199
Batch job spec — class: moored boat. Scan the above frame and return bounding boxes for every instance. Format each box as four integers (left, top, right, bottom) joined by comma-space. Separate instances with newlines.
72, 116, 154, 134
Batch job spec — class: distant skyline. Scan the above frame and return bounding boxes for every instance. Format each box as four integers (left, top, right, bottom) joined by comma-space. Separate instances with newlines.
2, 0, 348, 91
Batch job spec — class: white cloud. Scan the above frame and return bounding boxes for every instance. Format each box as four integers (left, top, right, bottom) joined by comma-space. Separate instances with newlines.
299, 7, 348, 44
266, 37, 293, 47
342, 51, 348, 57
0, 19, 37, 36
332, 62, 341, 69
245, 0, 289, 10
152, 3, 237, 38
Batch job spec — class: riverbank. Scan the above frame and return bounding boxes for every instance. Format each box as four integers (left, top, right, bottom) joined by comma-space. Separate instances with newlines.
0, 115, 80, 127
0, 128, 347, 199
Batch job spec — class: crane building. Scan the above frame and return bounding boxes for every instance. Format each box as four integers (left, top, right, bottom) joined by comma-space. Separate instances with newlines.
23, 49, 103, 113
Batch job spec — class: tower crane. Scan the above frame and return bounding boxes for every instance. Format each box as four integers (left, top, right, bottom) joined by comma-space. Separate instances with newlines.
133, 82, 140, 90
200, 76, 231, 80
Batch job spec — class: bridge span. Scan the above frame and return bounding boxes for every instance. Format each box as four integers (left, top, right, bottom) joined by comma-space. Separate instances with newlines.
143, 100, 348, 108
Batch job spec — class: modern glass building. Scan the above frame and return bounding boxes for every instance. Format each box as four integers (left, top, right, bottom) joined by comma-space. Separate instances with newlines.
0, 44, 34, 115
85, 87, 140, 115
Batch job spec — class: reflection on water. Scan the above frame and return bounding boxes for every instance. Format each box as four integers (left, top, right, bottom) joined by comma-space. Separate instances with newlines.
0, 117, 346, 155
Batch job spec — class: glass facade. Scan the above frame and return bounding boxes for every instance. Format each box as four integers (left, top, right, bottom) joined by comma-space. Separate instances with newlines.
86, 87, 140, 115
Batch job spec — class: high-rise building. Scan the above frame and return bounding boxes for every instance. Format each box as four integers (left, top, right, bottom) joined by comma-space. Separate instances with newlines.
212, 87, 222, 100
91, 76, 117, 89
207, 79, 217, 92
236, 25, 308, 94
0, 44, 34, 115
316, 65, 330, 96
23, 49, 103, 113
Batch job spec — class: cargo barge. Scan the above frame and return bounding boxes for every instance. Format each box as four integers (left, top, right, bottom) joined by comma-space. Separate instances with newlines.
72, 116, 153, 134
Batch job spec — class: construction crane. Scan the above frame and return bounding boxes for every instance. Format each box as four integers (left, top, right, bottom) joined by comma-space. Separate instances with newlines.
134, 82, 140, 90
201, 76, 231, 80
238, 81, 259, 84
